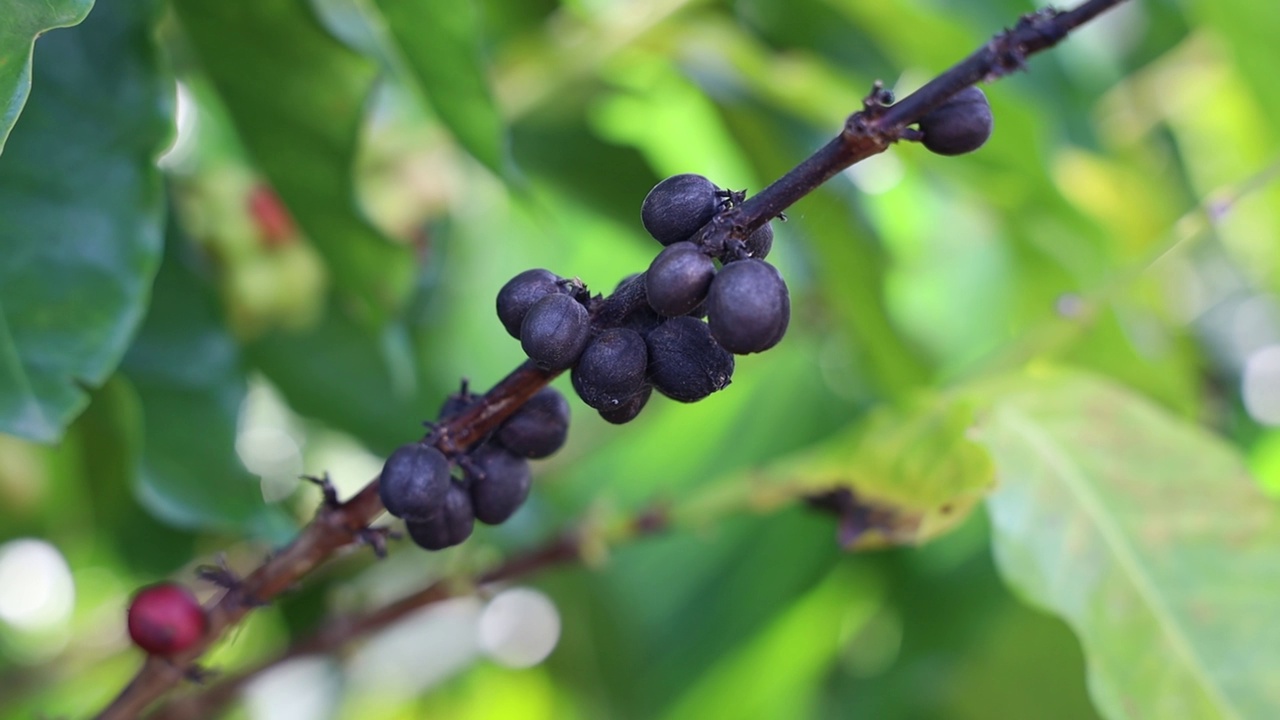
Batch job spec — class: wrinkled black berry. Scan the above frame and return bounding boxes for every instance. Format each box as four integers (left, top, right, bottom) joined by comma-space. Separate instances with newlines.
645, 242, 716, 317
745, 222, 773, 259
520, 293, 591, 371
496, 387, 570, 459
379, 443, 452, 521
467, 443, 532, 525
598, 384, 652, 424
404, 482, 475, 550
706, 259, 790, 354
571, 328, 649, 410
918, 86, 993, 156
641, 174, 721, 246
497, 269, 564, 339
645, 316, 734, 402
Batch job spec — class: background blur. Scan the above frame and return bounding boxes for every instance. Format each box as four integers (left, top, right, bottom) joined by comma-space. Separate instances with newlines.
2, 0, 1278, 717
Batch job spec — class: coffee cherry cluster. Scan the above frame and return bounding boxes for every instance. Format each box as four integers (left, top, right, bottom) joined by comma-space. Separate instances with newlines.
378, 386, 569, 550
916, 86, 993, 156
497, 173, 790, 425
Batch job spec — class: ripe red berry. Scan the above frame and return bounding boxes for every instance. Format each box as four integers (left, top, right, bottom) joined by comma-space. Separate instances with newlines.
127, 583, 207, 656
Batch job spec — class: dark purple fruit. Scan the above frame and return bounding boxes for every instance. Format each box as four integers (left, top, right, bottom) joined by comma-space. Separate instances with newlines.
571, 328, 649, 410
404, 482, 475, 550
706, 259, 790, 354
640, 174, 720, 246
745, 222, 773, 259
497, 269, 564, 339
520, 293, 591, 371
378, 443, 452, 521
496, 387, 570, 459
467, 443, 533, 525
645, 316, 734, 402
599, 384, 652, 424
645, 242, 716, 317
918, 86, 993, 156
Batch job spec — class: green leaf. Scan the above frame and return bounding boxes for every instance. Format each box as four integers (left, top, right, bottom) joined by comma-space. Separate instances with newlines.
171, 0, 415, 322
0, 0, 169, 442
371, 0, 511, 176
719, 393, 995, 548
122, 237, 274, 533
978, 369, 1280, 720
0, 0, 93, 154
245, 305, 444, 455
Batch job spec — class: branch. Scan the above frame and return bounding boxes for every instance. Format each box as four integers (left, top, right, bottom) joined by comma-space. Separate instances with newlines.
95, 1, 1131, 716
147, 508, 668, 720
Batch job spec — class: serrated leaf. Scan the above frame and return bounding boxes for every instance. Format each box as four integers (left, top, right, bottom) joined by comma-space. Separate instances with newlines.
171, 0, 415, 322
0, 0, 94, 154
371, 0, 511, 177
729, 394, 995, 548
122, 237, 274, 532
978, 370, 1280, 720
0, 0, 169, 442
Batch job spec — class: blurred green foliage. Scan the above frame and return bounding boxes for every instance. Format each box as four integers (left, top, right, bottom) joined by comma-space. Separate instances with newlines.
2, 0, 1279, 718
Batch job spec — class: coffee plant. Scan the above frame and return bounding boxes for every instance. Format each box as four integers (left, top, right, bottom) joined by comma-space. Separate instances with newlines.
2, 0, 1278, 718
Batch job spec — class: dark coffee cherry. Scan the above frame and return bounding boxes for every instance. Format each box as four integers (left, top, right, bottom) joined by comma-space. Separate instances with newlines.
520, 293, 591, 371
497, 269, 564, 339
127, 583, 207, 656
706, 259, 790, 354
496, 387, 570, 459
745, 222, 773, 259
641, 174, 721, 246
404, 482, 475, 550
918, 86, 993, 156
645, 242, 717, 317
378, 442, 452, 521
599, 384, 652, 424
645, 316, 735, 402
467, 443, 533, 525
571, 328, 649, 410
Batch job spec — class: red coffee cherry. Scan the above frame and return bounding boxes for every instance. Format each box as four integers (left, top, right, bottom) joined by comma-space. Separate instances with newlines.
127, 582, 207, 656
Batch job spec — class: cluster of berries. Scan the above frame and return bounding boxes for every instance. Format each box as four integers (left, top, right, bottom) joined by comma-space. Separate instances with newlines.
378, 386, 570, 550
499, 172, 790, 426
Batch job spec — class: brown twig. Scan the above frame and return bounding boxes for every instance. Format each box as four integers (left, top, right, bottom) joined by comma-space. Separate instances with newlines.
94, 1, 1131, 716
148, 508, 670, 720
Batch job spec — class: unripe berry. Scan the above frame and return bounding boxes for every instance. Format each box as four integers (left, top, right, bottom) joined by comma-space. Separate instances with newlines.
918, 86, 993, 156
641, 174, 721, 246
496, 387, 571, 459
496, 269, 564, 339
706, 259, 790, 354
127, 583, 207, 656
520, 293, 591, 371
645, 242, 716, 317
645, 316, 734, 402
571, 328, 649, 410
379, 442, 452, 521
405, 482, 475, 550
467, 443, 533, 525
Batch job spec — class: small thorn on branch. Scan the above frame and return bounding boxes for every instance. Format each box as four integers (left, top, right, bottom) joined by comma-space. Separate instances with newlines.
194, 555, 240, 591
356, 526, 400, 559
301, 472, 340, 509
